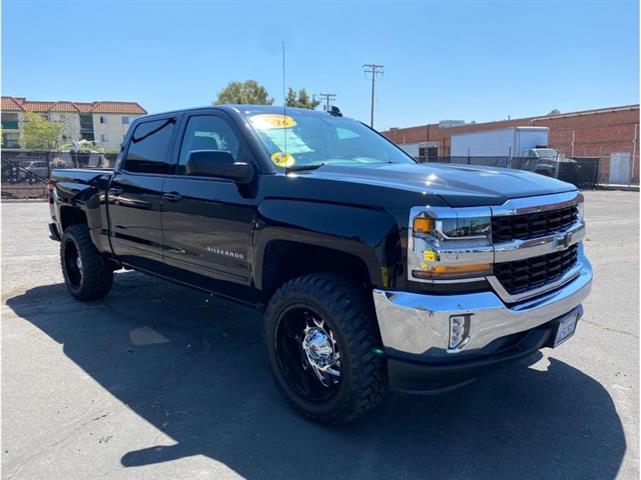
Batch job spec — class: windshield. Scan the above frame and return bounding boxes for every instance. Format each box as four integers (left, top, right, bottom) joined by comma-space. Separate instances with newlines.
532, 148, 559, 159
242, 109, 415, 169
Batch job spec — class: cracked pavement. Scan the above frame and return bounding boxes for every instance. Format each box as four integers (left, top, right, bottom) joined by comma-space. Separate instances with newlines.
1, 191, 639, 479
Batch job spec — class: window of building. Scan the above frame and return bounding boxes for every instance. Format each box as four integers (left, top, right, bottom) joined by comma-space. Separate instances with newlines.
177, 115, 241, 174
100, 116, 107, 124
123, 118, 175, 174
101, 134, 109, 143
122, 116, 131, 125
2, 132, 20, 149
79, 113, 94, 141
1, 113, 19, 130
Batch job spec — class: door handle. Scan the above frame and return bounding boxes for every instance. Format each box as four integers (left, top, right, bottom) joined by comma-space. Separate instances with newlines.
162, 192, 183, 202
108, 187, 123, 196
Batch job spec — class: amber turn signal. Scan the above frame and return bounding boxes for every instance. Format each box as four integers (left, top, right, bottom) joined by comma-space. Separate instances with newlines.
412, 263, 492, 279
413, 217, 432, 234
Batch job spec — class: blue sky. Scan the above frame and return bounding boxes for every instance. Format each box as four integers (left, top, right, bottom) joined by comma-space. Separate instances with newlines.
2, 1, 639, 131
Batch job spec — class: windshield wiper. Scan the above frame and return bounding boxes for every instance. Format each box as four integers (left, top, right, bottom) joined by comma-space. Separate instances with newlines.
286, 163, 326, 173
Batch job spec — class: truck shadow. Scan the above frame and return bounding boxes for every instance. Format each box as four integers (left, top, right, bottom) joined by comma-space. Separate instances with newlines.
6, 271, 626, 479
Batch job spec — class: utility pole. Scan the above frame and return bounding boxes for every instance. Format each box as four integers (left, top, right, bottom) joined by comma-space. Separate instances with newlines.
363, 64, 384, 128
318, 93, 336, 112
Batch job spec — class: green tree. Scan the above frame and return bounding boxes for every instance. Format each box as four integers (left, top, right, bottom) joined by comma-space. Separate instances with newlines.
285, 87, 297, 107
548, 108, 561, 115
285, 88, 321, 109
213, 80, 274, 105
20, 112, 64, 150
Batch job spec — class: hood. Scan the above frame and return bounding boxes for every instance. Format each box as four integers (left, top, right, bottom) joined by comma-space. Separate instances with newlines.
307, 162, 576, 207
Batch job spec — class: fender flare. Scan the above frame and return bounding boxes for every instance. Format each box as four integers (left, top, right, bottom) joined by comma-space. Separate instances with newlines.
252, 199, 401, 292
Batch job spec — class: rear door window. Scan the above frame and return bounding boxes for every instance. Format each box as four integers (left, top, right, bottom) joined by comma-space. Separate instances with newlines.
124, 118, 176, 174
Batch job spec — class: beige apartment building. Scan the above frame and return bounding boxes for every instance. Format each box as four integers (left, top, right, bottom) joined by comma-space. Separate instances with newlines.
1, 96, 147, 150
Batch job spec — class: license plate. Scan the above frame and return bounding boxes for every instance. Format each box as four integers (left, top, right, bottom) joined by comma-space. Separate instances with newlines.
553, 312, 579, 347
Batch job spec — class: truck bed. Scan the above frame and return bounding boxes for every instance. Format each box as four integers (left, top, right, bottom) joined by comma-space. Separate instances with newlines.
51, 168, 113, 184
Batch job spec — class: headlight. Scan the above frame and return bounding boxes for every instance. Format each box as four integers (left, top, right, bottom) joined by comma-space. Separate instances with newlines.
408, 206, 493, 281
576, 201, 584, 221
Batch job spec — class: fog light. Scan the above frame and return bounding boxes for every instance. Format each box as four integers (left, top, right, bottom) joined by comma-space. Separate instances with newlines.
449, 315, 470, 350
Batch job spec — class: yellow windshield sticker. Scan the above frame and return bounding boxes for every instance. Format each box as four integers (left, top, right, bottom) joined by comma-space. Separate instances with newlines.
250, 114, 297, 130
271, 151, 296, 168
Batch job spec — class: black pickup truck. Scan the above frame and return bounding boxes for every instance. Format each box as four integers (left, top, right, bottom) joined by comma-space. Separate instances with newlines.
49, 105, 592, 424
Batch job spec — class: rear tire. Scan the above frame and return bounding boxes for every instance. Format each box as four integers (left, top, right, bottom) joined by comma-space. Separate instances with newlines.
60, 224, 113, 300
264, 274, 387, 424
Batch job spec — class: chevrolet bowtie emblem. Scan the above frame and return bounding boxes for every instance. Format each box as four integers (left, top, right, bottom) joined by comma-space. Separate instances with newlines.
555, 232, 572, 249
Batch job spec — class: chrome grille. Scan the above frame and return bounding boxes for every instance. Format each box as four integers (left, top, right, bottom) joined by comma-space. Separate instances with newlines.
493, 244, 579, 296
492, 206, 579, 243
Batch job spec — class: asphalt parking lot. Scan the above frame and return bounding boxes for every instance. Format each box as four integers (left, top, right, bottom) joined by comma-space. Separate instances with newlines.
1, 190, 639, 480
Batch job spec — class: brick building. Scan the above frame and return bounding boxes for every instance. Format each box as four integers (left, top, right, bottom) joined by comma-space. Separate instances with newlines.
1, 96, 147, 151
382, 104, 639, 184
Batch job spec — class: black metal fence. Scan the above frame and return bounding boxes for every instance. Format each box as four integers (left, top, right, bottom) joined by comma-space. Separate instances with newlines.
1, 150, 601, 200
414, 156, 600, 188
1, 150, 117, 199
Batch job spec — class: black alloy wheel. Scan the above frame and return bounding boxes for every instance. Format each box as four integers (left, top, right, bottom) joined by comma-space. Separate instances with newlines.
275, 305, 342, 404
264, 274, 387, 424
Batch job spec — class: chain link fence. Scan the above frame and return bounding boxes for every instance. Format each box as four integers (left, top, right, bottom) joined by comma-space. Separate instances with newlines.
1, 150, 117, 199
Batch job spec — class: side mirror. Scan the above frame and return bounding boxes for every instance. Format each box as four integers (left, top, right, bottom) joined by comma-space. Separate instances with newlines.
186, 150, 253, 182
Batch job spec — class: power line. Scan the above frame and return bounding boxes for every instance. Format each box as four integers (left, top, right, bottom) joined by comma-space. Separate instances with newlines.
318, 93, 336, 112
363, 64, 384, 128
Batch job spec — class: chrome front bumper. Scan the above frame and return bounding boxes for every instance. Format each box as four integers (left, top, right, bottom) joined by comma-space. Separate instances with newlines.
373, 251, 592, 359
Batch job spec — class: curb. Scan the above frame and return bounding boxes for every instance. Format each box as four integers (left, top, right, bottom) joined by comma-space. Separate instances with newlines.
595, 184, 640, 192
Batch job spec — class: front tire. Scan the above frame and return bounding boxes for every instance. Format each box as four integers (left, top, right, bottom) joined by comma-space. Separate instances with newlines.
60, 224, 113, 300
264, 274, 387, 424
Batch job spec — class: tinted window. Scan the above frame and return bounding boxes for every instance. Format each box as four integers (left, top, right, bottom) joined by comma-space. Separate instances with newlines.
177, 115, 240, 174
124, 118, 175, 174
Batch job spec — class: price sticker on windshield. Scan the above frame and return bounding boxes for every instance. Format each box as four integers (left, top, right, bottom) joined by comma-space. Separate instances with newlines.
271, 151, 296, 168
250, 114, 296, 130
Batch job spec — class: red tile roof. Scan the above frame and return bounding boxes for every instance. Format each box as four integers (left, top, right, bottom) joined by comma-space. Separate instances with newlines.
90, 102, 147, 113
1, 96, 147, 114
1, 96, 26, 111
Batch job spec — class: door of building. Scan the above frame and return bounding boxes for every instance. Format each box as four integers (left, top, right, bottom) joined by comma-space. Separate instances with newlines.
609, 152, 631, 184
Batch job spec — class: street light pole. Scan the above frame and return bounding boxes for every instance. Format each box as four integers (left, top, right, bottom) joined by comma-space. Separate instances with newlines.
363, 64, 384, 128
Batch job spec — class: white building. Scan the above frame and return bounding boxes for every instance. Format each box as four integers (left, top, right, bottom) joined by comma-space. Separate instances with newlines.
1, 96, 147, 150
